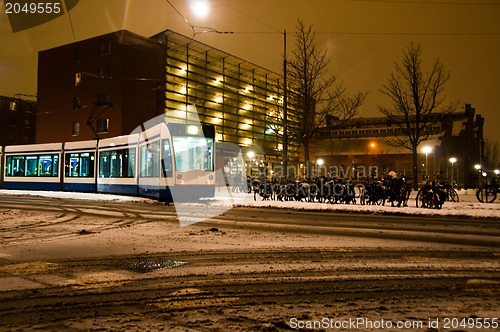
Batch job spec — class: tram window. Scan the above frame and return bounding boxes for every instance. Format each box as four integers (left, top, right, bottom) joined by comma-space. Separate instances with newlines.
66, 152, 94, 177
39, 155, 58, 177
110, 151, 118, 177
99, 151, 110, 178
99, 149, 135, 178
6, 154, 58, 177
127, 149, 135, 177
26, 156, 38, 176
140, 141, 160, 178
172, 137, 214, 172
6, 156, 26, 176
68, 157, 79, 176
161, 139, 172, 177
79, 153, 94, 177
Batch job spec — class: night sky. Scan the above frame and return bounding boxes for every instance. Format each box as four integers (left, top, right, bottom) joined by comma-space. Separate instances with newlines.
1, 0, 499, 143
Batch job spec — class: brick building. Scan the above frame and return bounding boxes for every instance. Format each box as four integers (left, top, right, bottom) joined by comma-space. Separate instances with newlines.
37, 30, 164, 143
315, 104, 484, 188
0, 95, 36, 146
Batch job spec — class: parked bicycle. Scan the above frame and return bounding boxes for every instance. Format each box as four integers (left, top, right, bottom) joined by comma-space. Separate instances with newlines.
416, 174, 448, 209
476, 174, 499, 203
437, 180, 460, 203
359, 174, 411, 207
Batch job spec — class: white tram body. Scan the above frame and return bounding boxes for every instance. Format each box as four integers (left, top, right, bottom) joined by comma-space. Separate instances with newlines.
63, 140, 98, 192
97, 133, 140, 196
3, 142, 63, 191
0, 122, 215, 201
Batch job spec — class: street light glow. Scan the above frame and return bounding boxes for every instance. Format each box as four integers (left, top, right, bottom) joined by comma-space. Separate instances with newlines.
449, 157, 457, 183
422, 146, 432, 154
247, 151, 255, 159
317, 159, 324, 166
474, 164, 481, 170
189, 0, 210, 18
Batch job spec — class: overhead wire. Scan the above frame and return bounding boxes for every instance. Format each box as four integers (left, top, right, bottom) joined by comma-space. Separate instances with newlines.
163, 0, 234, 39
62, 0, 77, 41
208, 1, 499, 37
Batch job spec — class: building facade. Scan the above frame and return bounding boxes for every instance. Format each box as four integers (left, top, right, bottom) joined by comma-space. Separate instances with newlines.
0, 95, 37, 146
315, 104, 484, 188
37, 30, 164, 143
150, 31, 299, 175
35, 29, 486, 187
36, 29, 299, 177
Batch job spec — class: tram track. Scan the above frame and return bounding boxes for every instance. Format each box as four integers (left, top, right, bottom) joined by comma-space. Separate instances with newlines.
0, 196, 177, 247
1, 195, 499, 248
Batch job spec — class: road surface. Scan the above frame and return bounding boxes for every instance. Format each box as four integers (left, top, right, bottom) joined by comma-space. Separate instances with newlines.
0, 194, 498, 331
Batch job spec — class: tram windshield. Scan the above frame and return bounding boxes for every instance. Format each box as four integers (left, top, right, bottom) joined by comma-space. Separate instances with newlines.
172, 136, 214, 172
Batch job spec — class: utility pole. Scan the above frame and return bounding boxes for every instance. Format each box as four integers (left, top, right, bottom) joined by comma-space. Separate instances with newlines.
282, 29, 288, 179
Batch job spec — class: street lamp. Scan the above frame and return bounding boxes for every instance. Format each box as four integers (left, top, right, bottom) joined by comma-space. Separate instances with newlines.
369, 141, 377, 156
449, 157, 457, 184
247, 151, 255, 176
189, 0, 209, 18
422, 146, 432, 178
317, 159, 324, 177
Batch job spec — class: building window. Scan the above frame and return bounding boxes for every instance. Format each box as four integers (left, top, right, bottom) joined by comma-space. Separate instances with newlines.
99, 41, 111, 55
96, 119, 109, 134
75, 72, 82, 86
72, 122, 80, 136
9, 117, 16, 127
73, 97, 81, 110
98, 67, 111, 80
24, 119, 31, 128
96, 93, 110, 106
74, 47, 81, 61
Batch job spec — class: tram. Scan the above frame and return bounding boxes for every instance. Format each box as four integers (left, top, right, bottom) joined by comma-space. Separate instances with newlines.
0, 122, 216, 201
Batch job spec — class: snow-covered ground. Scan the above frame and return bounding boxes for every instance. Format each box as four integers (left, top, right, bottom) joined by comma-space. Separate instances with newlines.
1, 188, 499, 219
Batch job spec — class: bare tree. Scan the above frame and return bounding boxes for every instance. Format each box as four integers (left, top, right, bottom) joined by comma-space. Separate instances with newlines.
379, 42, 456, 190
287, 20, 366, 177
484, 137, 500, 170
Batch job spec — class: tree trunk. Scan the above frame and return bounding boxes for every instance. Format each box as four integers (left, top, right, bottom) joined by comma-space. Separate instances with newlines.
412, 146, 419, 191
304, 141, 310, 179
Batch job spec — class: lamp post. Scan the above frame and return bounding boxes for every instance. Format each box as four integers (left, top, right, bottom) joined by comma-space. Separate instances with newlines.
449, 157, 457, 185
368, 141, 377, 178
422, 146, 432, 179
247, 151, 255, 176
316, 159, 324, 177
474, 164, 481, 189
